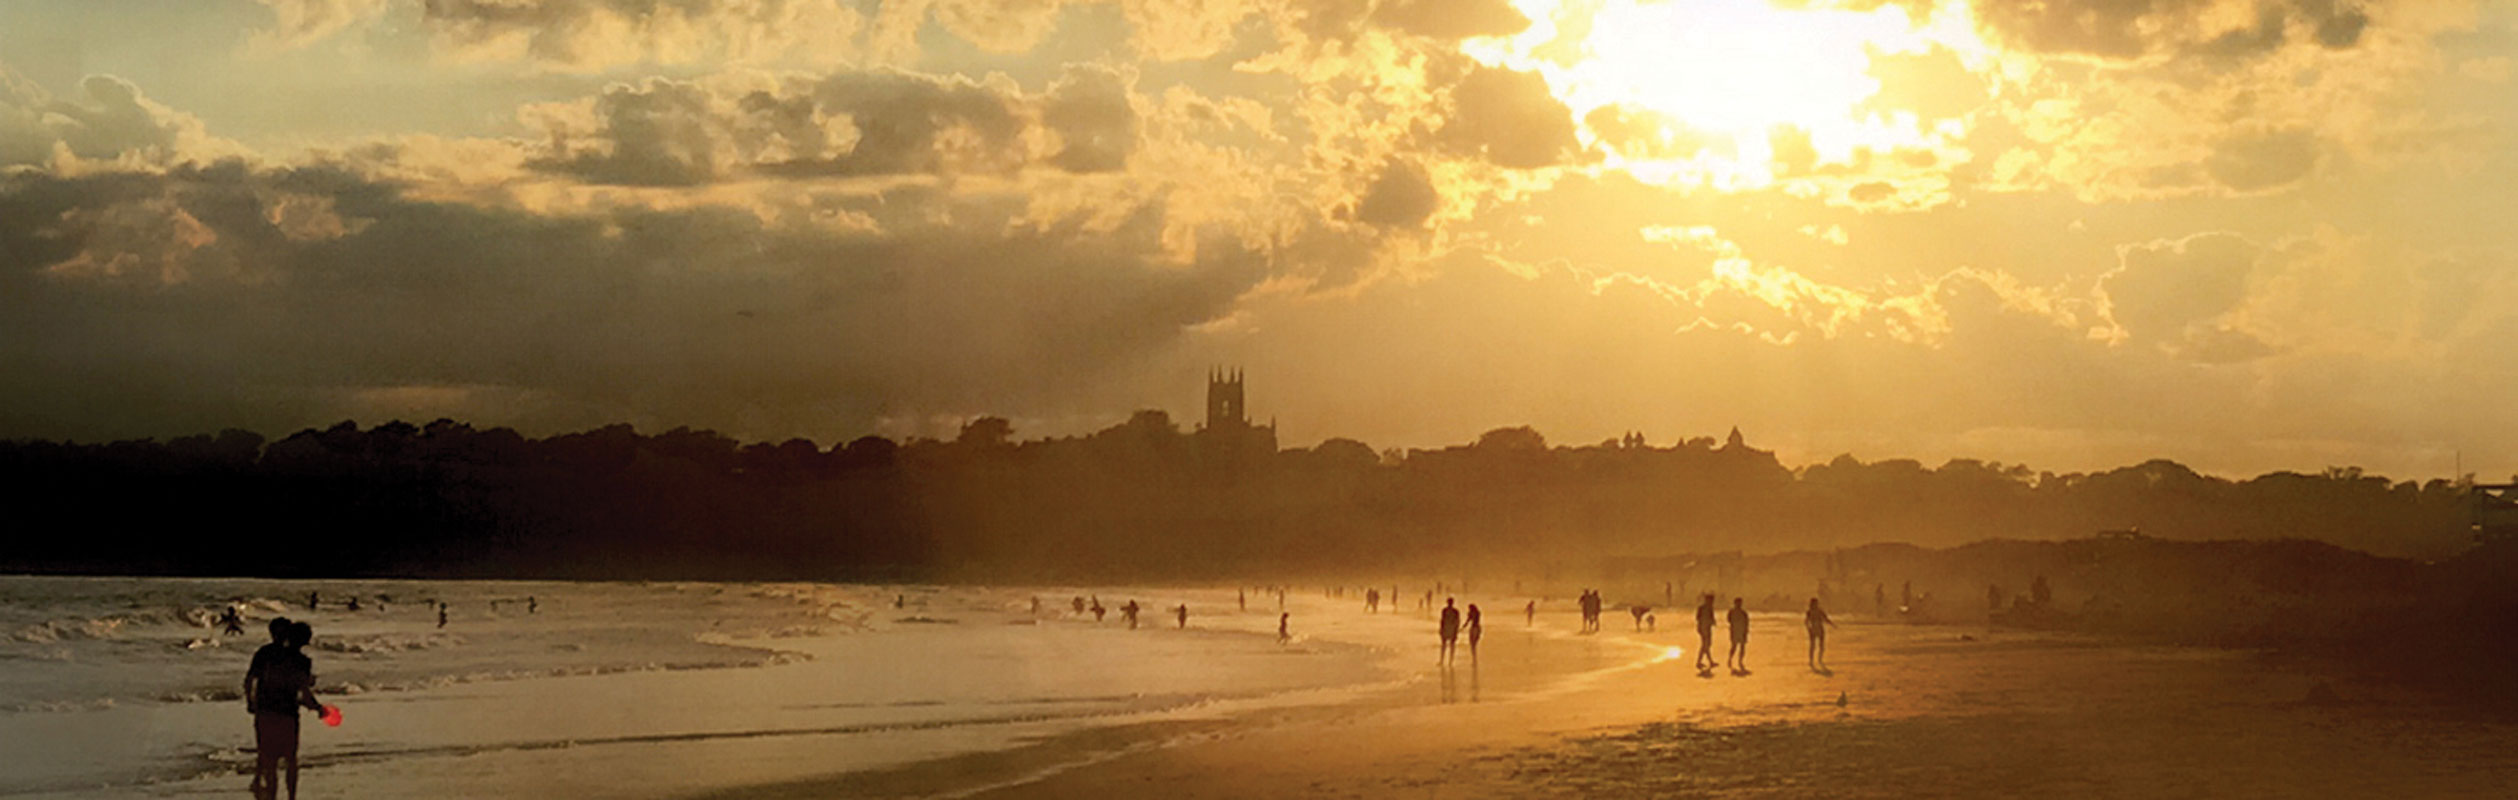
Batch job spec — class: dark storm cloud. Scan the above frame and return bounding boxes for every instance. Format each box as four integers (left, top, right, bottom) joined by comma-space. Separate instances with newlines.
0, 160, 1268, 441
1437, 66, 1582, 170
1353, 158, 1438, 229
529, 66, 1138, 185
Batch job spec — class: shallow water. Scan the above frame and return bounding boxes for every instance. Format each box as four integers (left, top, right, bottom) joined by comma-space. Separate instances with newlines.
0, 578, 1392, 797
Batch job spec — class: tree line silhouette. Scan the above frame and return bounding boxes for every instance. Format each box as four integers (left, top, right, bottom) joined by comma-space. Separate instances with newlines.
0, 415, 2478, 580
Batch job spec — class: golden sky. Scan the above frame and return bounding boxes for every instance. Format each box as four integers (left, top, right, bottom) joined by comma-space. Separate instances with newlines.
2, 0, 2513, 479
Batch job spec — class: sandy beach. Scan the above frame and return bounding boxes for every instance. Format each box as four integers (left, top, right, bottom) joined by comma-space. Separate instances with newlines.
12, 579, 2518, 799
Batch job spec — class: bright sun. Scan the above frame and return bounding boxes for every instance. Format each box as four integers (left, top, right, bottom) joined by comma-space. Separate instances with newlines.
1466, 0, 1990, 189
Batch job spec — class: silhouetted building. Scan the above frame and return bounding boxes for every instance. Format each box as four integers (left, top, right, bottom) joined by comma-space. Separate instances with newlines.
1197, 368, 1277, 458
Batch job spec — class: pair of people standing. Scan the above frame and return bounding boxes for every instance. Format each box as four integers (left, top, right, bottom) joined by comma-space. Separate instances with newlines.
1436, 598, 1482, 665
244, 618, 326, 800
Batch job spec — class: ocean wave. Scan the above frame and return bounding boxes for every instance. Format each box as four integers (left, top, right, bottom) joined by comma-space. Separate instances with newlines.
314, 633, 466, 654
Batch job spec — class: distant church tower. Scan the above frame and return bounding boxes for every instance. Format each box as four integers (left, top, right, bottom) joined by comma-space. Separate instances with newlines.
1198, 368, 1276, 456
1207, 368, 1247, 430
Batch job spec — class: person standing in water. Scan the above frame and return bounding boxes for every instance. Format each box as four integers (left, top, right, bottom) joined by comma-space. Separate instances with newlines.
1725, 598, 1751, 672
1122, 600, 1141, 629
1525, 599, 1536, 626
1090, 597, 1106, 622
1175, 604, 1188, 629
1465, 603, 1484, 661
245, 620, 324, 800
436, 602, 448, 629
1695, 595, 1719, 670
1805, 598, 1838, 669
1437, 598, 1462, 665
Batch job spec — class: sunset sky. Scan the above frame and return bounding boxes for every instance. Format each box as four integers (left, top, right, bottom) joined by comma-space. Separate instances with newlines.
3, 0, 2514, 479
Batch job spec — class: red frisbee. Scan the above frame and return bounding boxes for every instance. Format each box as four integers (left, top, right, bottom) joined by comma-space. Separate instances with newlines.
321, 705, 343, 727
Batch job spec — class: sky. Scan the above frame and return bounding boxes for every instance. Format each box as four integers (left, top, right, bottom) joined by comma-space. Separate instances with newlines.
2, 0, 2514, 480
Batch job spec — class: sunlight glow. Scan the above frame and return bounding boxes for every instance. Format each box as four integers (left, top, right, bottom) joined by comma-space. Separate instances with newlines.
1466, 0, 1994, 190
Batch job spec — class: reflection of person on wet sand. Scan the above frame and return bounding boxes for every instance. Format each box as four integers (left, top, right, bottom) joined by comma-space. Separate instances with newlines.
245, 620, 324, 800
1695, 595, 1718, 670
1725, 598, 1751, 673
1466, 603, 1483, 661
1438, 598, 1462, 665
1806, 598, 1838, 670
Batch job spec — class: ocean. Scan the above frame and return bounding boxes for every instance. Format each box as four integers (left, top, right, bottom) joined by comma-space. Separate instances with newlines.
0, 577, 1394, 798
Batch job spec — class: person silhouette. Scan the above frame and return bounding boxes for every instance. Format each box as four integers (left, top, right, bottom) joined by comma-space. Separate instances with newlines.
1090, 598, 1106, 622
1726, 598, 1751, 672
1695, 595, 1719, 670
1465, 603, 1483, 661
436, 602, 448, 629
1524, 600, 1535, 626
1175, 604, 1188, 629
527, 596, 537, 614
1278, 613, 1290, 644
245, 620, 324, 800
1805, 598, 1839, 669
1631, 605, 1648, 631
219, 604, 247, 636
1122, 600, 1140, 629
1438, 598, 1462, 665
1074, 596, 1088, 615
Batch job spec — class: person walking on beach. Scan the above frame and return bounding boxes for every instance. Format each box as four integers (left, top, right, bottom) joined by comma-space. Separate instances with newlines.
1367, 588, 1380, 613
1525, 600, 1536, 626
528, 596, 537, 614
1091, 597, 1107, 622
1695, 595, 1719, 670
436, 602, 448, 629
245, 620, 325, 800
1631, 605, 1649, 631
1438, 598, 1462, 665
1805, 598, 1838, 669
1175, 604, 1188, 629
1278, 613, 1291, 644
1465, 603, 1483, 661
1122, 600, 1141, 629
1075, 596, 1088, 615
1725, 598, 1751, 672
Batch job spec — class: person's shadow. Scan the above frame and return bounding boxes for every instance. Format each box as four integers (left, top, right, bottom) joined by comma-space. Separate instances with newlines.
1810, 665, 1835, 677
1730, 667, 1754, 677
1696, 666, 1717, 679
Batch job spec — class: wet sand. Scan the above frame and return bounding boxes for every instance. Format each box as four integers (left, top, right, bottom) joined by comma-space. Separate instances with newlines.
888, 617, 2518, 799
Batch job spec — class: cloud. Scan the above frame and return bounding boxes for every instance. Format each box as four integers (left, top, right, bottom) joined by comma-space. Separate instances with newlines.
2103, 232, 2276, 361
0, 159, 1273, 441
1972, 0, 2371, 62
2204, 125, 2321, 192
524, 66, 1142, 184
1354, 158, 1438, 229
250, 0, 392, 51
1438, 66, 1581, 170
0, 71, 229, 169
420, 0, 867, 70
1372, 0, 1530, 41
